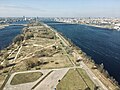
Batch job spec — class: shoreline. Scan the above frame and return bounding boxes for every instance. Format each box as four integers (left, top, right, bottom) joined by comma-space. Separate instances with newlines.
0, 22, 119, 90
0, 24, 26, 50
79, 24, 120, 31
44, 22, 120, 89
84, 24, 117, 30
56, 21, 120, 31
0, 24, 9, 30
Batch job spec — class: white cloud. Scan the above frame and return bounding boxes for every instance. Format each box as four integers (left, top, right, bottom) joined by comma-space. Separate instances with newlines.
0, 4, 47, 17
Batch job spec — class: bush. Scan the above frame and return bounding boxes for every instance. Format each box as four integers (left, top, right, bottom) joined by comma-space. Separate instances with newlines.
3, 53, 9, 59
13, 35, 24, 44
25, 32, 34, 40
115, 87, 120, 90
35, 50, 50, 57
35, 67, 41, 70
98, 63, 104, 73
3, 70, 8, 73
55, 62, 59, 64
25, 59, 41, 69
103, 70, 110, 78
42, 61, 49, 65
85, 87, 90, 90
0, 65, 3, 70
51, 61, 54, 63
2, 60, 9, 67
22, 28, 29, 33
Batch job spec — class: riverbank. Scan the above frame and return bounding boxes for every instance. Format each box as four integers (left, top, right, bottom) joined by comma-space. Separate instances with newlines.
56, 21, 120, 31
0, 24, 26, 88
79, 24, 119, 31
0, 22, 74, 89
0, 22, 119, 90
45, 22, 120, 89
0, 25, 9, 29
85, 24, 118, 30
0, 25, 24, 50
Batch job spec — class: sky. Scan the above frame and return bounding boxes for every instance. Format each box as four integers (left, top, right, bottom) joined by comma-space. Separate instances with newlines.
0, 0, 120, 17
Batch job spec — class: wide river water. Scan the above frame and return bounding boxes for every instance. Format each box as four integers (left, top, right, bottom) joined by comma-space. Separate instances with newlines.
44, 21, 120, 84
0, 25, 24, 50
0, 20, 120, 84
0, 21, 28, 50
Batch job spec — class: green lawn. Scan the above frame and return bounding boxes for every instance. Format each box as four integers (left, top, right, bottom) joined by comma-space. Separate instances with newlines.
77, 68, 95, 90
10, 72, 43, 85
57, 68, 95, 90
57, 69, 87, 90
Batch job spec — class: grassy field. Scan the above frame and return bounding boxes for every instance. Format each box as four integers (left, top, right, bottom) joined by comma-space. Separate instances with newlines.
77, 68, 95, 90
57, 68, 95, 90
11, 25, 74, 72
10, 72, 43, 85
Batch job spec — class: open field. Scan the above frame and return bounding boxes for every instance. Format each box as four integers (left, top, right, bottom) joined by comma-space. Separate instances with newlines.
77, 68, 95, 90
57, 68, 95, 90
0, 23, 74, 88
10, 72, 43, 85
13, 25, 74, 71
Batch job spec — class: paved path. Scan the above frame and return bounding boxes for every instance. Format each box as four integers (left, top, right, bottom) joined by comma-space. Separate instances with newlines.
34, 68, 69, 90
73, 48, 108, 90
80, 61, 108, 90
3, 70, 51, 90
3, 68, 69, 90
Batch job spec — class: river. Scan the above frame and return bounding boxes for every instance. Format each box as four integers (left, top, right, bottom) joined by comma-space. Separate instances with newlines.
0, 21, 28, 50
44, 21, 120, 84
0, 25, 24, 50
0, 21, 29, 50
0, 20, 120, 84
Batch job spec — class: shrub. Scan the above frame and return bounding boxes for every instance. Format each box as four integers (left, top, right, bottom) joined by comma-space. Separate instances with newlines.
35, 50, 49, 57
3, 70, 8, 73
13, 35, 24, 44
2, 60, 9, 67
55, 62, 59, 64
35, 67, 41, 70
0, 65, 3, 70
3, 53, 9, 59
25, 32, 34, 40
51, 61, 54, 63
103, 70, 110, 78
22, 28, 29, 33
25, 59, 41, 69
98, 63, 104, 73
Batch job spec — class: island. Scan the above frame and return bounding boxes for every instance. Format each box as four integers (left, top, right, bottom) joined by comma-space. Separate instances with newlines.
0, 22, 119, 90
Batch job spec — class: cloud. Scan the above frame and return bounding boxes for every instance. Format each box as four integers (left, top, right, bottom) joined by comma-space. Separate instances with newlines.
0, 4, 48, 17
0, 4, 46, 12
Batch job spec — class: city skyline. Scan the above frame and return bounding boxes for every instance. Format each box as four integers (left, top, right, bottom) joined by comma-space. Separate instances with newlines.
0, 0, 120, 17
